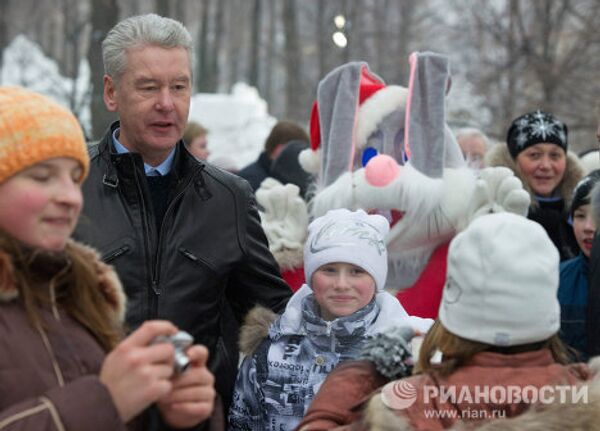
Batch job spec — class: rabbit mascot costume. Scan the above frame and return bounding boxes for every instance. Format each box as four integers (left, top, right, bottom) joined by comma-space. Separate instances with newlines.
294, 52, 530, 318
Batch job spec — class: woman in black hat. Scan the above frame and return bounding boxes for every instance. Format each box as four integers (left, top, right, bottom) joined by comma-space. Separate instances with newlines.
486, 110, 584, 260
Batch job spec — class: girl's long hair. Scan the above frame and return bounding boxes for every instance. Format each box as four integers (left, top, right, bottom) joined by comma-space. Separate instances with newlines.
415, 320, 570, 377
0, 233, 123, 351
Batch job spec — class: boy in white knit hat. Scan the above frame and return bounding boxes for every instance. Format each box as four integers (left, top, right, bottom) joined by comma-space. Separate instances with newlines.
228, 208, 430, 431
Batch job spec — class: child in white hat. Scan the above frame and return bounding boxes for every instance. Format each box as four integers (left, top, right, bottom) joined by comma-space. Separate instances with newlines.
360, 212, 592, 430
228, 208, 430, 431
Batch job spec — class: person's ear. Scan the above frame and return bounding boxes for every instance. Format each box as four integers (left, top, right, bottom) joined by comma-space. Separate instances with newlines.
104, 75, 118, 112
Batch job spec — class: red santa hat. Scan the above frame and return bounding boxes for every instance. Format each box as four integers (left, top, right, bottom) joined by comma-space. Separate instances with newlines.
300, 63, 407, 186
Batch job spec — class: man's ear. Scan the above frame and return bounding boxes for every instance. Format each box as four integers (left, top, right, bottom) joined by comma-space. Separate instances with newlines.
103, 75, 118, 112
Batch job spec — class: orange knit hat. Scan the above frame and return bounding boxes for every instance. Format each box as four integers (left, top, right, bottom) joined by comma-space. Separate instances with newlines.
0, 86, 89, 184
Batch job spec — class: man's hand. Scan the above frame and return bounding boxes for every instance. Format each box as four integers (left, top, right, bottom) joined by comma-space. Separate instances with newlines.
158, 345, 216, 428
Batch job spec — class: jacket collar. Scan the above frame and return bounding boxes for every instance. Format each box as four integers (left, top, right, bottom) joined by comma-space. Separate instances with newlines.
98, 121, 207, 195
270, 288, 380, 340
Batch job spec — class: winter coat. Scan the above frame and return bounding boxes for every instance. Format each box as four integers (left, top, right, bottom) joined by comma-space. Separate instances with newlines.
586, 185, 600, 357
229, 286, 429, 431
559, 254, 589, 360
307, 350, 594, 431
485, 144, 583, 261
362, 349, 592, 431
74, 122, 292, 418
0, 238, 128, 431
297, 360, 387, 431
296, 327, 416, 431
237, 151, 273, 191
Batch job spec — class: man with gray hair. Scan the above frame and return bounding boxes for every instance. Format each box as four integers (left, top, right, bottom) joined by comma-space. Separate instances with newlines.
455, 127, 490, 170
75, 14, 291, 429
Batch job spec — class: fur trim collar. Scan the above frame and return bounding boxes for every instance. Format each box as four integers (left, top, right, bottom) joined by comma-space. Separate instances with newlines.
239, 306, 278, 356
485, 144, 584, 206
363, 358, 600, 431
0, 239, 126, 322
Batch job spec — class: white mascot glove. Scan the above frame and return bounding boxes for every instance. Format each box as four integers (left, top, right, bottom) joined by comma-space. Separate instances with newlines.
462, 166, 530, 229
255, 178, 308, 254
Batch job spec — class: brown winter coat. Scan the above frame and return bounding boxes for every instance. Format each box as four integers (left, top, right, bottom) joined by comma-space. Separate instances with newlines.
298, 350, 595, 431
0, 239, 127, 431
296, 360, 388, 431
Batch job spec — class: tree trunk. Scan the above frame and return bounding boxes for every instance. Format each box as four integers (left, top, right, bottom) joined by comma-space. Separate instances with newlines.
248, 0, 262, 88
315, 0, 327, 79
0, 0, 8, 77
88, 0, 119, 141
212, 0, 224, 91
264, 0, 277, 103
283, 0, 302, 121
155, 0, 170, 17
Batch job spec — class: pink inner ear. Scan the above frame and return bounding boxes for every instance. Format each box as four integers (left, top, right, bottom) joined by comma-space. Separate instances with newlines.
404, 53, 418, 162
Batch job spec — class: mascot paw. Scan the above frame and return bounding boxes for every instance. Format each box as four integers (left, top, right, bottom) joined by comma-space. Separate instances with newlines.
256, 178, 308, 249
465, 167, 531, 226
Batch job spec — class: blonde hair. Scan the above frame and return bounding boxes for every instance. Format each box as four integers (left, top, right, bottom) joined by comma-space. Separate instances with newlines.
415, 320, 570, 377
183, 121, 208, 144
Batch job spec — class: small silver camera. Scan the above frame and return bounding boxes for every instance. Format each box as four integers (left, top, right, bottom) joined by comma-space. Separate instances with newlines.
153, 330, 194, 374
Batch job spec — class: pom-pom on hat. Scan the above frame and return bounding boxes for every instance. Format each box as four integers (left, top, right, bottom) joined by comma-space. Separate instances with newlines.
570, 169, 600, 217
304, 208, 390, 291
506, 110, 567, 159
0, 86, 89, 184
439, 212, 560, 347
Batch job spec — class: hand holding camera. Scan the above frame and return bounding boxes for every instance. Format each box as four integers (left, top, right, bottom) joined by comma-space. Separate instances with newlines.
152, 330, 194, 374
100, 321, 214, 426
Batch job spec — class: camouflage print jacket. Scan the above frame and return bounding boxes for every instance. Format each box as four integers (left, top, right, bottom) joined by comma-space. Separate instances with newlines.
228, 289, 383, 431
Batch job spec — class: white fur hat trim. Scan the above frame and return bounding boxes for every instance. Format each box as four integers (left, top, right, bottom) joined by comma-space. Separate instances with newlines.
356, 86, 408, 149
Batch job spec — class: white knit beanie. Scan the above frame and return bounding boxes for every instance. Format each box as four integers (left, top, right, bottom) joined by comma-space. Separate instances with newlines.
439, 212, 560, 346
304, 208, 389, 291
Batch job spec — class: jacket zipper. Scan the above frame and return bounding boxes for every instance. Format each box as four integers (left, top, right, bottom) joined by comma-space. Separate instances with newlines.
39, 282, 65, 387
132, 166, 158, 322
325, 320, 337, 352
102, 245, 130, 263
151, 173, 197, 303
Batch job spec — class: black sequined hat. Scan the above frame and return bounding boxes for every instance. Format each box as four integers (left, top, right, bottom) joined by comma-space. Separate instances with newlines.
506, 110, 568, 159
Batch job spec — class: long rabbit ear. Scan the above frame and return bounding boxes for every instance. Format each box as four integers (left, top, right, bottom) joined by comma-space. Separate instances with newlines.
316, 62, 385, 186
403, 52, 450, 178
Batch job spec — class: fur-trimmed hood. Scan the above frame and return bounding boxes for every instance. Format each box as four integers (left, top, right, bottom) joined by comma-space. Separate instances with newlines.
485, 143, 584, 206
363, 357, 600, 431
238, 306, 278, 356
0, 237, 126, 323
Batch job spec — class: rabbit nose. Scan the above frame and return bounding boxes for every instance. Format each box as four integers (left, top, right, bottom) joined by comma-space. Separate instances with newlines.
365, 154, 402, 187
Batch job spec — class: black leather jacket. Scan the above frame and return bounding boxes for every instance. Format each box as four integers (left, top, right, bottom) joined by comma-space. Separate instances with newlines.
74, 122, 291, 417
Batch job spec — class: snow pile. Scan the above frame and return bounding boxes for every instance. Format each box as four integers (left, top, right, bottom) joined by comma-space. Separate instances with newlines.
189, 83, 276, 170
1, 35, 92, 136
